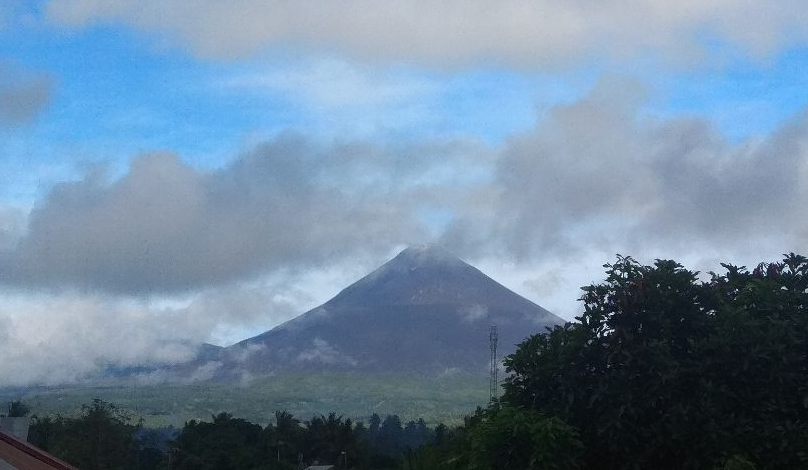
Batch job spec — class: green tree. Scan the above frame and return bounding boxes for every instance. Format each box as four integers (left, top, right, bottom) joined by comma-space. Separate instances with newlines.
405, 420, 471, 470
6, 400, 30, 417
172, 413, 266, 470
377, 414, 403, 455
270, 410, 302, 465
467, 404, 583, 470
29, 398, 140, 470
503, 254, 808, 470
304, 413, 358, 464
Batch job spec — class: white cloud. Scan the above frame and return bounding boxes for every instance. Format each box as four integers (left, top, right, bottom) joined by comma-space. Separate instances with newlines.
188, 361, 222, 382
224, 59, 438, 111
296, 337, 357, 366
458, 304, 488, 323
220, 58, 442, 137
0, 293, 203, 386
0, 265, 367, 386
45, 0, 808, 67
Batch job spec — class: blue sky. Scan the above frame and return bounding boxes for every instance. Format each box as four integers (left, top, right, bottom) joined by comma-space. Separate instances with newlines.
2, 0, 808, 384
5, 1, 808, 201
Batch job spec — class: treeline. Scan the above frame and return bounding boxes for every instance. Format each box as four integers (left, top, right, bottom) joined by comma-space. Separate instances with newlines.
27, 399, 166, 470
172, 410, 437, 469
25, 399, 440, 470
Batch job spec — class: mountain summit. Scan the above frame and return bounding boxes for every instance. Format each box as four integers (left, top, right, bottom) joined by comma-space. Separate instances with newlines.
214, 245, 563, 375
329, 243, 541, 308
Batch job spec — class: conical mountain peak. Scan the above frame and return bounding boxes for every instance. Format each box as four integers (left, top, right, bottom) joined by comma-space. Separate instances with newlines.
221, 244, 563, 374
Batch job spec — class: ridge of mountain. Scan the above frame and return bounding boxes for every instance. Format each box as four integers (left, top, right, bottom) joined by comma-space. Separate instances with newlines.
202, 245, 563, 377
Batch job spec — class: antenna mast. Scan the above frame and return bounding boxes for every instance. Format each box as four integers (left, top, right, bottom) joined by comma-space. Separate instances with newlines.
489, 325, 498, 402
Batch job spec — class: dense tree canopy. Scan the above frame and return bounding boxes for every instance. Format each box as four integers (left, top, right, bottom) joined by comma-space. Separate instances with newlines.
25, 400, 436, 470
502, 254, 808, 470
466, 404, 583, 470
29, 399, 143, 470
171, 410, 433, 470
5, 400, 30, 417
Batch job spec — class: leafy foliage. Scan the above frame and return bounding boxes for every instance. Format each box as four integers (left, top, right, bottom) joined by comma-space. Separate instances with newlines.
27, 396, 444, 470
5, 400, 30, 417
467, 404, 583, 470
172, 410, 436, 470
503, 254, 808, 470
29, 398, 149, 470
173, 413, 267, 470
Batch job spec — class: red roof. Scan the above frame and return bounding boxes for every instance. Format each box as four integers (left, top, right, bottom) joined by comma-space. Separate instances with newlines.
0, 429, 80, 470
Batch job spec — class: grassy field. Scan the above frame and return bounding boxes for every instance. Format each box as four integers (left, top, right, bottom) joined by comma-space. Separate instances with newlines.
0, 372, 490, 428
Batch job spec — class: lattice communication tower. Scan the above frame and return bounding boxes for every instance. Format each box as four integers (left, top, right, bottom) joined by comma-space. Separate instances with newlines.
489, 325, 498, 401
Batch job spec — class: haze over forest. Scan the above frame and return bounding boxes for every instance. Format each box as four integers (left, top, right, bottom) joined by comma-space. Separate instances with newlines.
2, 0, 808, 388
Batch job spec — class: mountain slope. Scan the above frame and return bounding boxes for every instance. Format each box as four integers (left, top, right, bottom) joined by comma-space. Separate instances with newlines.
214, 245, 564, 375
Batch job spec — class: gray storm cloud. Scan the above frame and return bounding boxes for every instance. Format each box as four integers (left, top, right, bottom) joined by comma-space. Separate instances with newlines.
0, 62, 52, 126
45, 0, 808, 66
0, 205, 25, 251
441, 79, 808, 261
1, 81, 807, 298
0, 134, 434, 294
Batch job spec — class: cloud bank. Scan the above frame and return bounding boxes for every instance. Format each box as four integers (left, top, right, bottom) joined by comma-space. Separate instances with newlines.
46, 0, 808, 67
3, 79, 808, 385
443, 79, 808, 262
2, 80, 807, 297
0, 136, 442, 294
0, 271, 350, 386
0, 294, 202, 386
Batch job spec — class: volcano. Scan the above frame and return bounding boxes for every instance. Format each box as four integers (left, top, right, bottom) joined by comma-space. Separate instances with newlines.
213, 245, 563, 375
